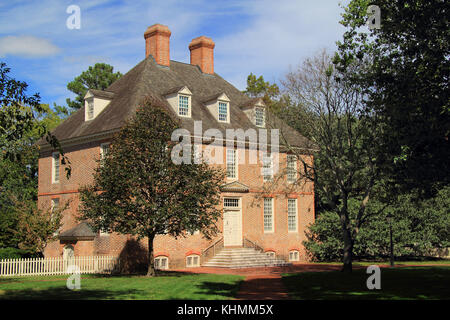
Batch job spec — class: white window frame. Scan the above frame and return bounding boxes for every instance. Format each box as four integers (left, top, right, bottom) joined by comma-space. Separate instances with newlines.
100, 143, 110, 160
226, 148, 238, 180
288, 199, 298, 233
289, 250, 299, 262
265, 251, 276, 259
52, 152, 60, 184
218, 101, 229, 123
51, 198, 60, 236
178, 94, 190, 117
262, 152, 273, 182
263, 198, 274, 233
287, 154, 297, 183
255, 107, 265, 127
186, 254, 200, 268
87, 98, 94, 120
154, 256, 169, 270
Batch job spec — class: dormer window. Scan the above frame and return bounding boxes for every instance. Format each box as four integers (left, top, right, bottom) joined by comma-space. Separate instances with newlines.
164, 86, 192, 118
255, 107, 265, 127
218, 101, 229, 122
240, 98, 266, 127
203, 93, 230, 123
178, 95, 190, 116
84, 89, 114, 122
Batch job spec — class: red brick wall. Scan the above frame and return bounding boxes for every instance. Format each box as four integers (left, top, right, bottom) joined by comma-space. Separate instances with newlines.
39, 141, 315, 269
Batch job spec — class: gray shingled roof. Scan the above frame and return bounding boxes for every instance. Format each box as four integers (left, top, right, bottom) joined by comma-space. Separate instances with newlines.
42, 56, 311, 150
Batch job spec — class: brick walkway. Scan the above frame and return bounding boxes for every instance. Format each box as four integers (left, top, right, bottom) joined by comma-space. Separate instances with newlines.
173, 264, 344, 300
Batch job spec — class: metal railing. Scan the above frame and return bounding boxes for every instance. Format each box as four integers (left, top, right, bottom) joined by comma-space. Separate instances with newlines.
201, 237, 224, 262
243, 238, 264, 253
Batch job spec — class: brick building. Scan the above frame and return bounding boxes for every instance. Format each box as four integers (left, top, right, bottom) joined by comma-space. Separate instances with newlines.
37, 24, 315, 269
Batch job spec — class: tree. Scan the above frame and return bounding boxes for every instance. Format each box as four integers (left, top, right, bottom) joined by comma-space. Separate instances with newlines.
79, 98, 224, 276
66, 63, 122, 111
0, 103, 67, 252
243, 73, 281, 108
13, 196, 66, 255
279, 50, 383, 272
334, 0, 450, 193
0, 62, 70, 176
304, 186, 450, 261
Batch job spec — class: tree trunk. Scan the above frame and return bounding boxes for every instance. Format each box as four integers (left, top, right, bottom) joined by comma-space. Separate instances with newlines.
340, 196, 354, 273
342, 228, 353, 273
146, 234, 156, 277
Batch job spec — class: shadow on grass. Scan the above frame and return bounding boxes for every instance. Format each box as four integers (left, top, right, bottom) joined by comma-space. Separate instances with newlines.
189, 280, 243, 300
282, 267, 450, 300
0, 286, 148, 300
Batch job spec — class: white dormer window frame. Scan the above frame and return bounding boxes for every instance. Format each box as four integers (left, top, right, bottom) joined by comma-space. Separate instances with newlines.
165, 86, 192, 118
255, 106, 265, 128
204, 93, 230, 124
218, 100, 230, 123
84, 90, 114, 122
178, 94, 190, 117
87, 98, 94, 120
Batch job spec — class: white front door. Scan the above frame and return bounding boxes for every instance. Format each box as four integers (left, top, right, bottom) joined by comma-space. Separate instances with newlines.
223, 198, 242, 246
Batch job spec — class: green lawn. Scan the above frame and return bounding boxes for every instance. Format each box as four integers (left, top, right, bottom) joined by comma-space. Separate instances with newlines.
0, 272, 244, 300
282, 267, 450, 300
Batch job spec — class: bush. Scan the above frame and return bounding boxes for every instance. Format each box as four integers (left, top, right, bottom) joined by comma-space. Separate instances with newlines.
303, 187, 450, 261
0, 247, 28, 259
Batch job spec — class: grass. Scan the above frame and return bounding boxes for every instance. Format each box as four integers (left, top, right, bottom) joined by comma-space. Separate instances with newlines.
282, 266, 450, 300
0, 272, 244, 300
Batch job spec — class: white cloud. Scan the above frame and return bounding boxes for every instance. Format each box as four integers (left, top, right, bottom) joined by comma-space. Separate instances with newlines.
0, 35, 60, 58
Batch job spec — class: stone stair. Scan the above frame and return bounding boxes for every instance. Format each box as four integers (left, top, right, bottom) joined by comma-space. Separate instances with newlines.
202, 247, 291, 268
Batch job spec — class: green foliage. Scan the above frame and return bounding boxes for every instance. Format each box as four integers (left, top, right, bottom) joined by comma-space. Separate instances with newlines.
0, 247, 29, 259
244, 73, 280, 99
66, 63, 122, 111
79, 99, 224, 275
304, 187, 450, 261
278, 50, 382, 271
0, 62, 67, 253
335, 0, 450, 191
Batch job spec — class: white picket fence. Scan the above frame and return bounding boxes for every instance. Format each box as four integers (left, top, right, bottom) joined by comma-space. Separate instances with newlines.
0, 256, 120, 277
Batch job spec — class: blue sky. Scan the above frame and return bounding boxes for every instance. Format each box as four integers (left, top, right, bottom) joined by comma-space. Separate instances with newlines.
0, 0, 348, 107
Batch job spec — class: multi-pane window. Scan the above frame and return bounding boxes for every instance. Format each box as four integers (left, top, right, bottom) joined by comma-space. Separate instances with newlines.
255, 107, 265, 127
263, 198, 274, 232
226, 148, 237, 179
288, 199, 298, 232
155, 256, 169, 270
287, 155, 297, 183
100, 143, 110, 160
266, 251, 276, 259
186, 255, 200, 267
224, 198, 240, 208
178, 95, 189, 116
289, 250, 299, 261
87, 99, 94, 119
52, 152, 60, 183
218, 102, 228, 122
262, 152, 273, 181
51, 198, 60, 236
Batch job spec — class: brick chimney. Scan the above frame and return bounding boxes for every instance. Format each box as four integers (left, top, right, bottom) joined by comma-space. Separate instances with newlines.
144, 24, 171, 66
189, 36, 215, 74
